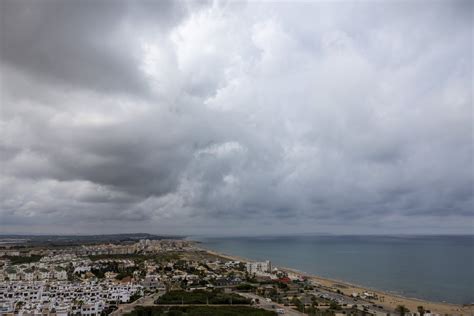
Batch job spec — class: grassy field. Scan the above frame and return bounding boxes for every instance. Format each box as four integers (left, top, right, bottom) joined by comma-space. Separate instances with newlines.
125, 306, 277, 316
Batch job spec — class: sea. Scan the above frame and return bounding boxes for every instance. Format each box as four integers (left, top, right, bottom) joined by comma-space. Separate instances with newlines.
193, 235, 474, 305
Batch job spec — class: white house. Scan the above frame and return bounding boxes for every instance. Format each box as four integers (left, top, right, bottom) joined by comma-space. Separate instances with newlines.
54, 268, 67, 280
80, 300, 105, 316
74, 266, 91, 274
39, 268, 50, 280
23, 269, 35, 281
6, 268, 17, 281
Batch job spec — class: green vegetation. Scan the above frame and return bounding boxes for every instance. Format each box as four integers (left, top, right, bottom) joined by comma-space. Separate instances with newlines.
2, 255, 42, 264
235, 283, 256, 292
329, 301, 342, 310
125, 306, 276, 316
90, 268, 105, 279
417, 306, 425, 316
305, 308, 337, 316
129, 292, 142, 303
156, 290, 251, 305
276, 282, 289, 290
89, 261, 138, 280
291, 296, 304, 312
115, 268, 136, 280
396, 305, 410, 316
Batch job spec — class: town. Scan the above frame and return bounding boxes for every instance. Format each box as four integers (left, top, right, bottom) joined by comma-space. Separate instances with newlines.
0, 238, 445, 316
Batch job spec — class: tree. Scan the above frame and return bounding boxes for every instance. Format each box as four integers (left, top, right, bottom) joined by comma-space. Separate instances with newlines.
396, 305, 410, 316
129, 292, 142, 303
417, 306, 425, 316
330, 301, 342, 310
291, 297, 304, 312
15, 301, 25, 311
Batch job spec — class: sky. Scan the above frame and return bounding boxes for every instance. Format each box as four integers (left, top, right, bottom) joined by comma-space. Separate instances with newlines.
0, 0, 473, 236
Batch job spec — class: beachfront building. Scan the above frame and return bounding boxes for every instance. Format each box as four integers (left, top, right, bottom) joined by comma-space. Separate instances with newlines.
246, 260, 272, 275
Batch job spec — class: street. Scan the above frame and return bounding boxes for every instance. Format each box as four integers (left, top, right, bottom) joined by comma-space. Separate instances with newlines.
239, 292, 307, 316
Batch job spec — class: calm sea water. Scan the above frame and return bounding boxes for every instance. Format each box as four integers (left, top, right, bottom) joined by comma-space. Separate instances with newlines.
194, 235, 474, 304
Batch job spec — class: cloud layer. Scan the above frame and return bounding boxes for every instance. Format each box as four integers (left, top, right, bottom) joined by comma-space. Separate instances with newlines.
1, 0, 472, 235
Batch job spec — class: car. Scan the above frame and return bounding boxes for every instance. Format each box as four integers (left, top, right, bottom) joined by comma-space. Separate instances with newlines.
276, 308, 285, 314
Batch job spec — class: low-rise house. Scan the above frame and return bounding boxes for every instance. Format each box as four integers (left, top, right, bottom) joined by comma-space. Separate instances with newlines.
38, 268, 50, 280
22, 269, 35, 281
0, 280, 143, 315
54, 268, 67, 280
5, 268, 17, 281
142, 275, 165, 291
104, 272, 118, 279
213, 277, 241, 287
74, 265, 91, 274
81, 300, 105, 316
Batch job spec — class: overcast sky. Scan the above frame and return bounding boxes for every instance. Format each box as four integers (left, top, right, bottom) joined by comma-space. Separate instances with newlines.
0, 0, 472, 236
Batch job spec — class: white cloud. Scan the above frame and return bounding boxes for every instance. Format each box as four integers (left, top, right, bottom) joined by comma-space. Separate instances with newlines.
0, 0, 472, 235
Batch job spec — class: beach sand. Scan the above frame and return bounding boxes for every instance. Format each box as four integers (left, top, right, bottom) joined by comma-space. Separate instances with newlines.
203, 249, 474, 316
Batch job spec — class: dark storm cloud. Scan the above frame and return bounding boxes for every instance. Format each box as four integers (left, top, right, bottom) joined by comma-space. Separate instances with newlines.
0, 0, 187, 94
0, 0, 472, 235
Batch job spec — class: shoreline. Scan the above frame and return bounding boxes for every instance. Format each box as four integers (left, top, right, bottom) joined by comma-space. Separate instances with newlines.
200, 248, 474, 316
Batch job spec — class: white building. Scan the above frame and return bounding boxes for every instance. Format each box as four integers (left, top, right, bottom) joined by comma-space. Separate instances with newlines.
246, 260, 271, 275
74, 265, 91, 274
23, 269, 35, 281
6, 268, 17, 281
0, 280, 143, 315
81, 301, 106, 316
54, 268, 68, 280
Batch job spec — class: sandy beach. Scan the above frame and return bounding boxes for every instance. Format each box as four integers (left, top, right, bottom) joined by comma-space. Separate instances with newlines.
203, 249, 474, 316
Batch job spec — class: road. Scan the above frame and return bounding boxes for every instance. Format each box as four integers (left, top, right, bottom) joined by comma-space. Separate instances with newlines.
111, 291, 164, 315
311, 288, 392, 315
112, 291, 305, 316
239, 292, 307, 316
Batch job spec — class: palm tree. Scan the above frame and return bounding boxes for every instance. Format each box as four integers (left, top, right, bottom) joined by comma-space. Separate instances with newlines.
396, 305, 410, 316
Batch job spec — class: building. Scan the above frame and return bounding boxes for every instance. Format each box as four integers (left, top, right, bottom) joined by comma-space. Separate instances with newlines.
54, 267, 68, 280
142, 275, 166, 291
5, 268, 17, 281
246, 260, 271, 275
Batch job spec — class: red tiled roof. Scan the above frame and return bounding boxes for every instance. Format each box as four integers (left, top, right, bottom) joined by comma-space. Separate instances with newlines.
277, 277, 291, 283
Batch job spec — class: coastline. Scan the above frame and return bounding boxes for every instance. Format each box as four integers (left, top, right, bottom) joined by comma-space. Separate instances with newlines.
201, 248, 474, 316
